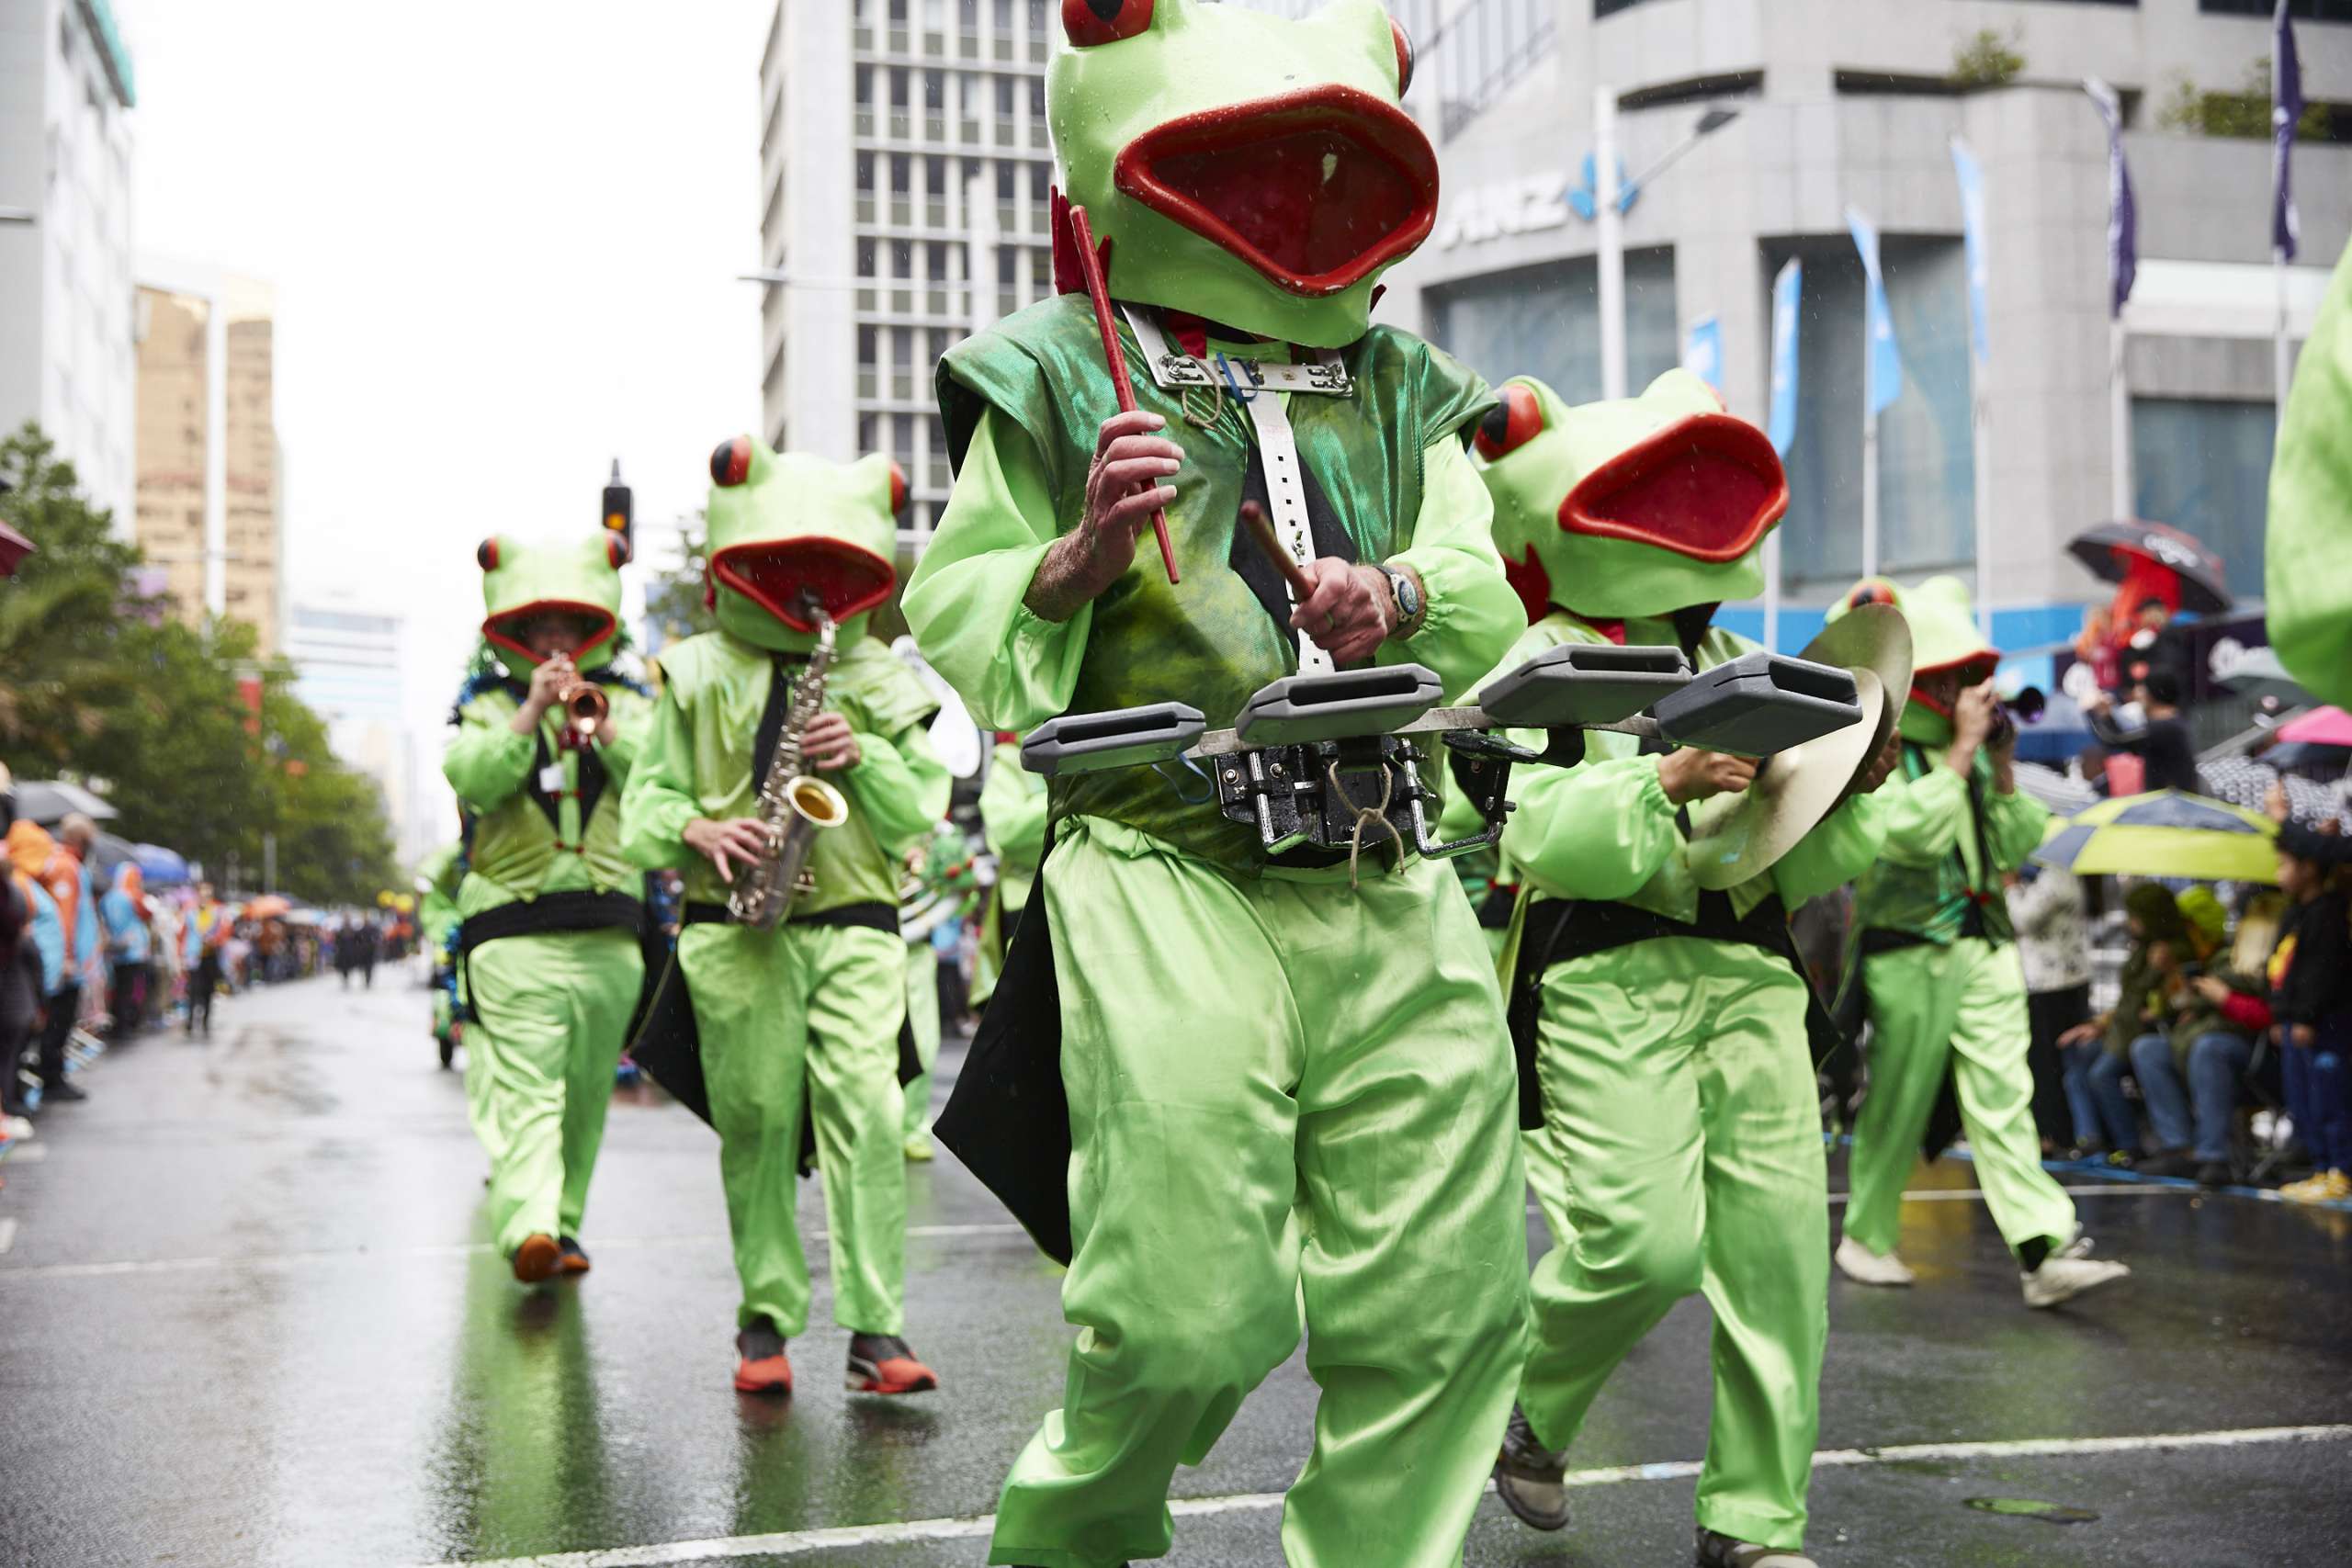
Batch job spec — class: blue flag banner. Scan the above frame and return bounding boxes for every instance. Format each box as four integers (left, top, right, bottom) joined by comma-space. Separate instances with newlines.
1681, 313, 1724, 394
2274, 0, 2303, 261
1768, 258, 1802, 457
1950, 135, 1991, 365
1845, 206, 1903, 417
2085, 78, 2137, 318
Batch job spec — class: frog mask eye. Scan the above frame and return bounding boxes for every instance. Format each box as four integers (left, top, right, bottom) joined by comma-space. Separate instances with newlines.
1063, 0, 1154, 47
1475, 384, 1544, 461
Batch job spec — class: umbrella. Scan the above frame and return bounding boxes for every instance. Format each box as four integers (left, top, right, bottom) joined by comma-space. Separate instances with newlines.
2199, 757, 2348, 829
7, 779, 119, 825
244, 894, 292, 919
2067, 520, 2233, 615
85, 831, 139, 876
2013, 762, 2098, 818
2034, 790, 2279, 884
0, 518, 32, 578
2220, 648, 2313, 707
132, 843, 191, 887
2278, 705, 2352, 748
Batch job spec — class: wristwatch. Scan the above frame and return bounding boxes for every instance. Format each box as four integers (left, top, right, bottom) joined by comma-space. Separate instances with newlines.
1377, 563, 1423, 635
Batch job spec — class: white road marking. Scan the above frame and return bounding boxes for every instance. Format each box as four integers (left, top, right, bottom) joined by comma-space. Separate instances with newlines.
0, 1216, 16, 1255
0, 1223, 1034, 1282
0, 1188, 2198, 1284
408, 1424, 2352, 1568
3, 1142, 47, 1163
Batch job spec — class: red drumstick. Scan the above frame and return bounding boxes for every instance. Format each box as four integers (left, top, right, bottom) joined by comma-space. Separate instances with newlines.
1067, 204, 1180, 586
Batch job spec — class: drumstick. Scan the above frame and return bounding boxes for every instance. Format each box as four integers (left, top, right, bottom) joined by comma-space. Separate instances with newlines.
1238, 501, 1317, 601
1067, 204, 1180, 586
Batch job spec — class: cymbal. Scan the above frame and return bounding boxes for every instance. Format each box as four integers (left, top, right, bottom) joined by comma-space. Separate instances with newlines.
1685, 670, 1885, 891
1801, 603, 1914, 770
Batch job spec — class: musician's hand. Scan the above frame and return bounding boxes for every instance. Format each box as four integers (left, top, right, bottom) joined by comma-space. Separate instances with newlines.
1947, 684, 1997, 769
513, 655, 571, 732
1657, 749, 1758, 806
1025, 411, 1183, 623
802, 712, 861, 772
1853, 732, 1903, 795
1290, 558, 1396, 666
684, 817, 772, 885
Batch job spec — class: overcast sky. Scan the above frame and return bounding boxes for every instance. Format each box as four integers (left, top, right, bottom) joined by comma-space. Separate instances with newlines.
120, 0, 773, 852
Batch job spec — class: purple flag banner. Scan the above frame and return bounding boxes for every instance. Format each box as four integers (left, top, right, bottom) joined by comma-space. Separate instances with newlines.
2274, 0, 2303, 261
2084, 78, 2137, 319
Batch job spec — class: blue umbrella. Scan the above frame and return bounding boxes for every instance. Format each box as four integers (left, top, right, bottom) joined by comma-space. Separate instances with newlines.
133, 843, 192, 887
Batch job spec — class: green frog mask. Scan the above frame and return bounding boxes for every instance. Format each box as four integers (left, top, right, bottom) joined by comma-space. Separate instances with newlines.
1049, 0, 1430, 348
476, 534, 628, 681
1473, 369, 1789, 626
706, 436, 906, 653
1829, 574, 1999, 746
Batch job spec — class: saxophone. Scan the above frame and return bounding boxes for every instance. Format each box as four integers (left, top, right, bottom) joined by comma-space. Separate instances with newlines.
727, 602, 851, 930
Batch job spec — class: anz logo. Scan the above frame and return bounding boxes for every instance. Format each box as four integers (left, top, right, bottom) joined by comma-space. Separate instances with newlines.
1433, 173, 1571, 252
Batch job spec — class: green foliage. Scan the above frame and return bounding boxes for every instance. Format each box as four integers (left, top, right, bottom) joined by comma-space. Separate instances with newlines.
642, 510, 717, 649
2157, 58, 2332, 141
1951, 28, 2025, 89
0, 421, 398, 905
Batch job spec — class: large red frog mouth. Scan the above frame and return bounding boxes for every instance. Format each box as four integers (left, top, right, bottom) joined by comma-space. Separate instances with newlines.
709, 539, 896, 632
1558, 414, 1789, 563
1114, 86, 1439, 298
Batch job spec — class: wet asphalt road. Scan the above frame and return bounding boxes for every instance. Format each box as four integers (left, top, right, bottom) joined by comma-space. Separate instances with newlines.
0, 969, 2347, 1568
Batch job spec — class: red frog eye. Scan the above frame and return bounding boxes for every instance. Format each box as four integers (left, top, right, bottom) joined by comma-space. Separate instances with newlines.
1063, 0, 1153, 48
476, 539, 500, 572
709, 436, 752, 488
1392, 19, 1415, 96
887, 459, 910, 515
605, 536, 631, 570
1474, 384, 1544, 461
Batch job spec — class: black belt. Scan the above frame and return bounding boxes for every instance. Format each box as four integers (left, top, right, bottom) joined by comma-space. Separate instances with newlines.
457, 889, 643, 961
681, 899, 898, 936
1506, 892, 1841, 1131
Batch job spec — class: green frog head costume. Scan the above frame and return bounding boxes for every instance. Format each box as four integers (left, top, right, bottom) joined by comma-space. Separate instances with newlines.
1827, 574, 1998, 747
705, 436, 906, 649
476, 533, 630, 678
1475, 368, 1787, 630
1046, 0, 1431, 349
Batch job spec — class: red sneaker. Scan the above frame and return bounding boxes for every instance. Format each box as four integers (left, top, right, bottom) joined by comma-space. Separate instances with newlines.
846, 1333, 938, 1395
734, 1324, 793, 1395
511, 1233, 560, 1283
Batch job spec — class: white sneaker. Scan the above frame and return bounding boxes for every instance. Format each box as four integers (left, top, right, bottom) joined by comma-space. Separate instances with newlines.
1835, 1235, 1915, 1287
1, 1115, 33, 1142
2021, 1235, 2131, 1309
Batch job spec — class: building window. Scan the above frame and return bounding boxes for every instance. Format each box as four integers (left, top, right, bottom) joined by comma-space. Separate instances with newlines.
1025, 0, 1046, 36
2132, 399, 2276, 598
857, 325, 878, 367
924, 69, 945, 110
1029, 162, 1049, 202
995, 75, 1015, 118
855, 65, 873, 107
926, 154, 947, 197
927, 242, 950, 280
997, 248, 1018, 285
889, 0, 910, 21
993, 0, 1012, 31
857, 238, 878, 276
891, 240, 914, 278
855, 152, 876, 192
890, 68, 910, 109
2200, 1, 2347, 18
1027, 76, 1046, 118
996, 161, 1017, 200
891, 152, 911, 193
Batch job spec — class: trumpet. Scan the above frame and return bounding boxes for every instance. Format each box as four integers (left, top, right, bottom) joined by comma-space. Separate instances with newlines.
1987, 684, 2043, 745
557, 678, 610, 742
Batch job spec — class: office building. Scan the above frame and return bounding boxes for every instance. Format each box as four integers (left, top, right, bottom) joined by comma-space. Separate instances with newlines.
287, 599, 424, 863
1364, 0, 2349, 655
132, 265, 286, 654
756, 0, 1062, 548
0, 0, 138, 525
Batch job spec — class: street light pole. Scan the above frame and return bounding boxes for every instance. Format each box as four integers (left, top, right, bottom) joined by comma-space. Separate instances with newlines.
1595, 86, 1626, 400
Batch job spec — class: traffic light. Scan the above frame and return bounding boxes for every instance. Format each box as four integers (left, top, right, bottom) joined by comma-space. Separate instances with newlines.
602, 458, 633, 558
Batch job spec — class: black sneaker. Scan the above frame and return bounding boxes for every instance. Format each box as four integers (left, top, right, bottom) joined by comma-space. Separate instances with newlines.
2194, 1161, 2232, 1188
1493, 1403, 1569, 1531
42, 1081, 88, 1103
557, 1237, 591, 1275
2137, 1150, 2196, 1179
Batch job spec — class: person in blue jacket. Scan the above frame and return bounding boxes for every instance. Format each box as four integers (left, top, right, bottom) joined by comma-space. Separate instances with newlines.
101, 863, 153, 1036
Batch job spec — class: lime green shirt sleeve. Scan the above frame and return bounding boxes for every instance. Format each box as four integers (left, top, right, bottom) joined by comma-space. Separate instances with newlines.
1770, 793, 1887, 907
1984, 777, 2051, 874
617, 674, 699, 872
847, 724, 951, 862
1873, 764, 1969, 868
594, 690, 650, 785
443, 698, 535, 813
980, 751, 1051, 867
901, 408, 1092, 732
1384, 434, 1520, 704
1504, 754, 1682, 903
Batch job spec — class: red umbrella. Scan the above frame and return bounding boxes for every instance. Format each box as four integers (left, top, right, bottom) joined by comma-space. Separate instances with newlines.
2066, 519, 2233, 616
0, 519, 33, 578
2278, 705, 2352, 748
